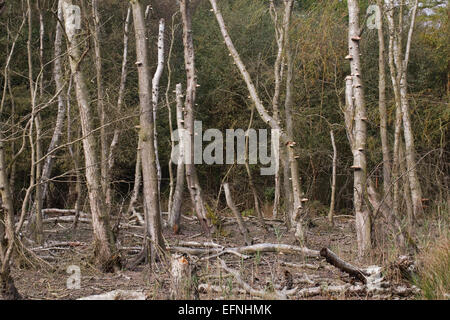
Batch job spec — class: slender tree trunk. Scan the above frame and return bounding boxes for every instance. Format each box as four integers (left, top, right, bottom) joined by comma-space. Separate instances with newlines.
106, 6, 131, 212
168, 83, 185, 234
25, 0, 44, 244
347, 0, 371, 256
32, 0, 67, 229
329, 130, 337, 226
269, 0, 285, 220
63, 0, 119, 271
166, 13, 178, 215
209, 0, 305, 242
180, 0, 211, 236
223, 183, 251, 246
376, 0, 391, 205
386, 0, 423, 219
152, 19, 165, 207
127, 137, 144, 225
0, 133, 21, 299
91, 0, 108, 196
66, 76, 83, 230
244, 106, 265, 227
130, 0, 166, 257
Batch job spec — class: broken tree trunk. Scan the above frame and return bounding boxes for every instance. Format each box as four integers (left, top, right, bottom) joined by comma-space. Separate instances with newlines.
170, 254, 198, 300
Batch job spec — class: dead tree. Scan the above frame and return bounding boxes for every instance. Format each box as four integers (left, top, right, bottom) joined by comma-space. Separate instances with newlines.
346, 0, 372, 256
62, 0, 119, 271
130, 0, 166, 259
209, 0, 306, 243
152, 18, 165, 206
29, 0, 68, 238
106, 6, 132, 212
376, 0, 392, 206
385, 0, 423, 219
168, 84, 185, 233
328, 130, 337, 226
180, 0, 211, 236
91, 0, 108, 197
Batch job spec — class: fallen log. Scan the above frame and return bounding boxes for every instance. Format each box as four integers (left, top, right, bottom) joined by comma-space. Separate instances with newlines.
42, 208, 88, 216
297, 284, 366, 298
235, 244, 319, 258
168, 243, 320, 259
320, 247, 368, 283
77, 290, 147, 300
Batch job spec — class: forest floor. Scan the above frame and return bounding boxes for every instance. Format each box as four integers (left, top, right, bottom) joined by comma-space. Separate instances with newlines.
9, 209, 423, 300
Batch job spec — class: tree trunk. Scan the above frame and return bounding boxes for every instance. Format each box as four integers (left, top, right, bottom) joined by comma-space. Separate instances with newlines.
180, 0, 211, 236
168, 83, 186, 234
386, 0, 423, 219
0, 132, 21, 299
130, 0, 166, 256
152, 18, 165, 207
62, 0, 119, 271
91, 0, 108, 196
30, 0, 67, 235
106, 6, 131, 212
223, 183, 251, 246
329, 130, 337, 226
347, 0, 372, 256
376, 1, 392, 205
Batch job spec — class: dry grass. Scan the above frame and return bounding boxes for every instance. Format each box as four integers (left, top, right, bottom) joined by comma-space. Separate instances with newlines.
414, 234, 450, 300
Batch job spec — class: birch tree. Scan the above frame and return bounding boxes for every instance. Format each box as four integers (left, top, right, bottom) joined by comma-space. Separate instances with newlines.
385, 0, 424, 219
346, 0, 372, 256
168, 83, 185, 233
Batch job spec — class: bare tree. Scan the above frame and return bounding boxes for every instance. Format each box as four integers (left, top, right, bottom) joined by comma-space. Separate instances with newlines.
106, 6, 132, 212
152, 18, 165, 205
130, 0, 166, 259
168, 83, 185, 233
346, 0, 371, 256
385, 0, 423, 219
91, 0, 108, 196
180, 0, 211, 236
209, 0, 306, 243
62, 0, 119, 271
329, 130, 337, 226
376, 0, 392, 206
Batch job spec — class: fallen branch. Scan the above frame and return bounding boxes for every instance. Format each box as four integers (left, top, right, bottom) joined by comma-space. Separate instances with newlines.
320, 247, 368, 283
218, 258, 289, 299
168, 243, 319, 259
42, 208, 87, 216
